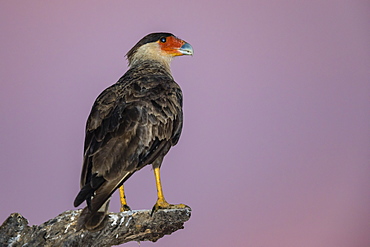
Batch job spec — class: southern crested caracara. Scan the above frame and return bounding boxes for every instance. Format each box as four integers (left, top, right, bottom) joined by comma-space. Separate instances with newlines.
73, 33, 193, 230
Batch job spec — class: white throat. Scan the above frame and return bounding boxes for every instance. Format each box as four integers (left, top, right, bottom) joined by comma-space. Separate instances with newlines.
129, 43, 173, 72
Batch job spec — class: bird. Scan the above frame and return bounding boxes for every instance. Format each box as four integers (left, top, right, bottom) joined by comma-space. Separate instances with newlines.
73, 32, 193, 230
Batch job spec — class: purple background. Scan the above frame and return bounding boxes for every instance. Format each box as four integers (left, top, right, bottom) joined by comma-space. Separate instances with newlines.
1, 1, 369, 246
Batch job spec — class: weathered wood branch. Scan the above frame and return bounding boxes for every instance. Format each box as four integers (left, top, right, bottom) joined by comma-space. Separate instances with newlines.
0, 207, 191, 247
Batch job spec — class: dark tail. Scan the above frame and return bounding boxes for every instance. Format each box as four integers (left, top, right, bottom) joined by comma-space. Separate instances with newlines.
74, 173, 133, 230
74, 174, 106, 208
77, 200, 110, 231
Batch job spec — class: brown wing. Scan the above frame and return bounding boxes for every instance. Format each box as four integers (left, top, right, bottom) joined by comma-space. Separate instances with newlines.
74, 64, 183, 212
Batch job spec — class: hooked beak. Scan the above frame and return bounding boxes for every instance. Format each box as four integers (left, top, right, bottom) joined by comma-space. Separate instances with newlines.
178, 42, 194, 56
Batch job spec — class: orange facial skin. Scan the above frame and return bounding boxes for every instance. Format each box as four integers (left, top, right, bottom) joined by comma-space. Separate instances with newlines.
158, 36, 187, 56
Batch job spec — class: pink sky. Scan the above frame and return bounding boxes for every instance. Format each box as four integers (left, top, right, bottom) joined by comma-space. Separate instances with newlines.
1, 1, 369, 246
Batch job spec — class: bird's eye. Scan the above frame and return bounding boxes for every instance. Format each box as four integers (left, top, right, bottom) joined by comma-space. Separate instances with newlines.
160, 37, 167, 43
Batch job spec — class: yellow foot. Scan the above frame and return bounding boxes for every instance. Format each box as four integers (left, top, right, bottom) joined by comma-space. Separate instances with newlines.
120, 204, 131, 212
151, 201, 188, 216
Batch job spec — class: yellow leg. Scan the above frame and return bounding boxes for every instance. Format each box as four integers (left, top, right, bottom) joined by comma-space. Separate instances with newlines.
119, 185, 131, 212
152, 166, 187, 215
154, 166, 170, 207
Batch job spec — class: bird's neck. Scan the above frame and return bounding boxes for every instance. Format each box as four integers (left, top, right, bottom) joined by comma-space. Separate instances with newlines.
128, 43, 173, 74
130, 59, 173, 77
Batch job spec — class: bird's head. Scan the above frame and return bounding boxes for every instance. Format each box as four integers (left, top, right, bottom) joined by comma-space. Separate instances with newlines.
126, 32, 193, 69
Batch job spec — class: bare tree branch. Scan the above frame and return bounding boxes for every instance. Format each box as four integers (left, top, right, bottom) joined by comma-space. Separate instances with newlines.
0, 207, 191, 247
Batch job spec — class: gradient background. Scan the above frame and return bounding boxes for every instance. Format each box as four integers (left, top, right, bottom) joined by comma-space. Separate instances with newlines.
1, 1, 369, 247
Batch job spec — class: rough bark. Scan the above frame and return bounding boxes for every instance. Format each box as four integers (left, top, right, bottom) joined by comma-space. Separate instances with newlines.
0, 207, 191, 247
